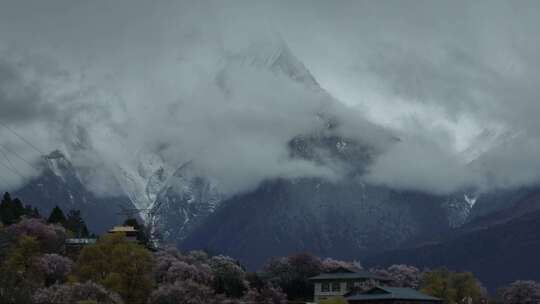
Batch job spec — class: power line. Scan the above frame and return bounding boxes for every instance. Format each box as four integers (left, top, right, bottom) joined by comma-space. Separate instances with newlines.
0, 144, 41, 171
0, 159, 42, 197
0, 147, 41, 188
0, 120, 45, 155
0, 148, 16, 172
0, 123, 46, 194
0, 159, 26, 180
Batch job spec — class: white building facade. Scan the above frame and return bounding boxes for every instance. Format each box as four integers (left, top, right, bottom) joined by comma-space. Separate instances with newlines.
309, 268, 389, 303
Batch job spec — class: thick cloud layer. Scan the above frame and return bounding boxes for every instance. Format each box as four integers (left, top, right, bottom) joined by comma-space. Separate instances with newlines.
1, 0, 540, 196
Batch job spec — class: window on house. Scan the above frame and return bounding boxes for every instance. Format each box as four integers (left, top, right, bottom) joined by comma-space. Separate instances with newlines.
347, 281, 354, 291
332, 282, 341, 292
321, 283, 330, 292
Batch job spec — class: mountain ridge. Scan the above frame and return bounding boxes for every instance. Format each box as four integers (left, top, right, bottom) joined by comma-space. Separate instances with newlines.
364, 187, 540, 291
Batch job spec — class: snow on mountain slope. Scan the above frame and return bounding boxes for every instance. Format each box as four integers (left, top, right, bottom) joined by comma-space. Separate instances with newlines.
441, 193, 477, 228
114, 149, 171, 215
44, 150, 82, 187
149, 161, 225, 242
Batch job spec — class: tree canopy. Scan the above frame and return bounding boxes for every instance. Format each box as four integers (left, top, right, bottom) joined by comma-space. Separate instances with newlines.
421, 268, 484, 304
76, 233, 153, 304
0, 192, 26, 225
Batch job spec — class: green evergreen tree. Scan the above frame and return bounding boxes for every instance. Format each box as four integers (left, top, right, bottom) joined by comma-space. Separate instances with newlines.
24, 205, 34, 217
47, 206, 67, 225
11, 198, 25, 219
65, 210, 90, 238
1, 192, 11, 203
0, 192, 14, 225
0, 192, 25, 225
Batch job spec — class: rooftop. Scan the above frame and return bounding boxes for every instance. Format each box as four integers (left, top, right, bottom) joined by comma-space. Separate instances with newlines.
108, 226, 138, 233
65, 238, 97, 245
346, 287, 441, 302
308, 268, 389, 282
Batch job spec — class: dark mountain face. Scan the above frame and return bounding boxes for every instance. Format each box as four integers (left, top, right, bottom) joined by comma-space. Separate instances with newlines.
181, 177, 450, 270
365, 188, 540, 292
13, 150, 136, 234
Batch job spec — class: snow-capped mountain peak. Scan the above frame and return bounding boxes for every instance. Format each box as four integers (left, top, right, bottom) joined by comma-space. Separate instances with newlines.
41, 150, 80, 183
222, 37, 320, 88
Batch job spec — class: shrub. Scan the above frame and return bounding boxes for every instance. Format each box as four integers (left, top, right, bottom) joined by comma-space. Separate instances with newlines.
32, 281, 123, 304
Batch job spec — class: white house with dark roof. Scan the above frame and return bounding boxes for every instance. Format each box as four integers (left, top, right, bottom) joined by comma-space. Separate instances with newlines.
308, 267, 390, 303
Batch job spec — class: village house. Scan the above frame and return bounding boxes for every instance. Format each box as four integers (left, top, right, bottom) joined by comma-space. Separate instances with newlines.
108, 225, 139, 243
64, 225, 140, 257
64, 237, 97, 257
308, 267, 390, 303
345, 286, 442, 304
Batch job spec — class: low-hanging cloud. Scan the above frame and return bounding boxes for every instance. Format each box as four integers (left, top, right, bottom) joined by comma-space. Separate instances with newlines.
0, 51, 72, 190
0, 55, 60, 124
365, 135, 481, 195
2, 0, 540, 197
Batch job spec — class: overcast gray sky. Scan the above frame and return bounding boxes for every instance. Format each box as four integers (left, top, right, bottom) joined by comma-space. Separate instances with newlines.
1, 0, 540, 195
